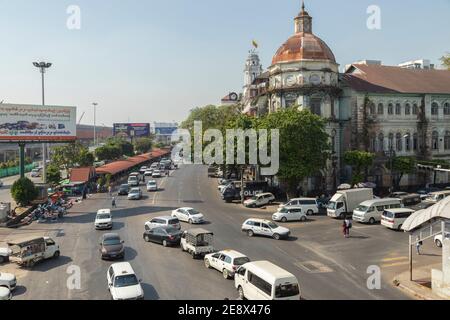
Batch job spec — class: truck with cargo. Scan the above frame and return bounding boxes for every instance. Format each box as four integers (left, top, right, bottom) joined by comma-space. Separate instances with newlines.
327, 188, 374, 219
7, 236, 60, 268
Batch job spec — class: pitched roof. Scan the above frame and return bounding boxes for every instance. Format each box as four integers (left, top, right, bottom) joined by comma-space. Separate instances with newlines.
70, 167, 96, 183
342, 64, 450, 94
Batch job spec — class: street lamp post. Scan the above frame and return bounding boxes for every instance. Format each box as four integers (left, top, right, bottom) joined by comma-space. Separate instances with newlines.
92, 103, 98, 147
33, 61, 52, 183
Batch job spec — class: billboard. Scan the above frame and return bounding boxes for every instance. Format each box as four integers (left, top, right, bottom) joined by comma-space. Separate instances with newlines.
0, 104, 77, 142
113, 123, 150, 138
155, 127, 178, 135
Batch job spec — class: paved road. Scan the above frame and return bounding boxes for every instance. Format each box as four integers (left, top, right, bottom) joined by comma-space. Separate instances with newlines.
0, 164, 442, 300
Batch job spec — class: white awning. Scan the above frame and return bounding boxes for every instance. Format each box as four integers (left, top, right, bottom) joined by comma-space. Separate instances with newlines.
402, 196, 450, 232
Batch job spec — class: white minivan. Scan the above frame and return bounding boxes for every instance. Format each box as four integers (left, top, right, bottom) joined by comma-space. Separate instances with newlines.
381, 208, 415, 230
279, 198, 319, 215
234, 261, 300, 300
352, 198, 401, 224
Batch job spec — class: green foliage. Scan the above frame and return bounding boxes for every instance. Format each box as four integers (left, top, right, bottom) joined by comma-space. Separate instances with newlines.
441, 53, 450, 70
96, 137, 135, 161
388, 156, 416, 189
11, 177, 38, 206
46, 164, 62, 186
344, 150, 375, 185
105, 174, 112, 187
52, 142, 94, 172
134, 137, 153, 154
78, 148, 95, 167
97, 176, 106, 187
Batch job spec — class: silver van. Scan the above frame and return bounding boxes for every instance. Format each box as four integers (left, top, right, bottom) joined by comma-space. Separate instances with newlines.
352, 198, 401, 224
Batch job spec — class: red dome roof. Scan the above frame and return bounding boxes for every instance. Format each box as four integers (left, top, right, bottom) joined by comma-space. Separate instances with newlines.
272, 32, 336, 65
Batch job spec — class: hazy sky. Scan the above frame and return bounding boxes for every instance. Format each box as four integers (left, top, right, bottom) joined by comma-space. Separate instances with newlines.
1, 0, 449, 126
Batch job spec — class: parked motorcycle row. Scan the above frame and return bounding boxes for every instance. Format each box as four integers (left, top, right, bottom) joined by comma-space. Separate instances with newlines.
26, 198, 73, 224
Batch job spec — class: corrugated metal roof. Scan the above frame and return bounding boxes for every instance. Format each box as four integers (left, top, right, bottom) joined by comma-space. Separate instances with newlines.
70, 167, 96, 183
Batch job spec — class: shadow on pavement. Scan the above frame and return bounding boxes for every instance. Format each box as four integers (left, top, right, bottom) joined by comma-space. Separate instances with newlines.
12, 285, 27, 297
141, 282, 160, 300
124, 246, 138, 261
30, 255, 73, 272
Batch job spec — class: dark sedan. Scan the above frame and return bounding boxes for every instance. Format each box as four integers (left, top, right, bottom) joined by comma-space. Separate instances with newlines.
143, 226, 182, 247
118, 184, 130, 195
99, 233, 125, 260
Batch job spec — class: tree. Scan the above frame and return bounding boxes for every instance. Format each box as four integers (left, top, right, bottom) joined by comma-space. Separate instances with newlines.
95, 144, 122, 161
441, 53, 450, 70
259, 108, 330, 197
11, 178, 38, 206
388, 156, 416, 189
52, 142, 94, 173
344, 151, 375, 186
46, 164, 62, 186
134, 137, 153, 154
78, 148, 95, 167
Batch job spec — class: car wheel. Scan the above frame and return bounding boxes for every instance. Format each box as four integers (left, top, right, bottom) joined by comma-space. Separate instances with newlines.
397, 224, 403, 231
188, 219, 193, 224
0, 256, 5, 264
435, 239, 443, 248
53, 251, 60, 258
191, 251, 196, 259
204, 259, 211, 268
369, 218, 376, 225
238, 286, 245, 300
281, 217, 288, 223
307, 210, 314, 216
162, 240, 168, 247
339, 213, 345, 219
273, 233, 281, 240
144, 235, 150, 242
247, 230, 254, 237
300, 215, 307, 222
223, 269, 230, 279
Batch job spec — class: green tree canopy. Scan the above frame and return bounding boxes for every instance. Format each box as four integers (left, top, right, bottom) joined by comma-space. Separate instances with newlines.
95, 144, 122, 161
11, 177, 38, 206
46, 164, 62, 186
344, 150, 375, 186
52, 142, 95, 173
387, 156, 416, 189
441, 53, 450, 70
134, 137, 153, 154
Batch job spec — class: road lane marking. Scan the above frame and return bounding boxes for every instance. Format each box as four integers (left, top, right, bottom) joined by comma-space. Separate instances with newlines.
382, 256, 409, 262
381, 261, 410, 268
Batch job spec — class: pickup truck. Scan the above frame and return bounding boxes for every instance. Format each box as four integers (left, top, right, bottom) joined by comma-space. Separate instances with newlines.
180, 229, 215, 259
7, 236, 60, 268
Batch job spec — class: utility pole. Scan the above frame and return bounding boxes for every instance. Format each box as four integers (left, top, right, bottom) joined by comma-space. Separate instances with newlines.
33, 61, 52, 183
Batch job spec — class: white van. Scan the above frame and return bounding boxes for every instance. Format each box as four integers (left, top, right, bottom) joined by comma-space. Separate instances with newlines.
234, 261, 300, 300
352, 198, 401, 224
426, 191, 450, 204
279, 198, 318, 215
127, 175, 139, 187
381, 208, 415, 230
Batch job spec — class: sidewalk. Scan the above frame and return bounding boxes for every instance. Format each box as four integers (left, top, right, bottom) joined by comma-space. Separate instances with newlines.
393, 263, 445, 300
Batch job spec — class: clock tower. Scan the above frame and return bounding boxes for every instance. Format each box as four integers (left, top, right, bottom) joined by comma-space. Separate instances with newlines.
243, 50, 263, 103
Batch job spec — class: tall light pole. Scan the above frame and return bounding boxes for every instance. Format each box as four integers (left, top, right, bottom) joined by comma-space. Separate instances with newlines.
92, 103, 98, 146
33, 61, 52, 183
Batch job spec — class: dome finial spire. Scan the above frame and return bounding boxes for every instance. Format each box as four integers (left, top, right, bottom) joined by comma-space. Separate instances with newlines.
302, 0, 305, 11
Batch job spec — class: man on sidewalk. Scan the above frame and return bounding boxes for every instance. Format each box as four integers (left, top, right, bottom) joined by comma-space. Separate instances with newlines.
416, 236, 423, 255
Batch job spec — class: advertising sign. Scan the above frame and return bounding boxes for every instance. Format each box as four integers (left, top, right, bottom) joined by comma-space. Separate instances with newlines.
0, 104, 77, 142
113, 123, 150, 138
155, 127, 178, 135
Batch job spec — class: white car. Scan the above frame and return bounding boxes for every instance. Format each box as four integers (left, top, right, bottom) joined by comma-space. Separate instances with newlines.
204, 250, 251, 279
146, 180, 158, 192
0, 247, 11, 264
107, 262, 144, 300
95, 209, 113, 230
152, 170, 162, 178
0, 287, 11, 300
139, 166, 148, 174
241, 218, 290, 240
145, 216, 181, 230
272, 207, 307, 222
434, 232, 450, 248
127, 188, 142, 200
172, 207, 204, 224
279, 198, 319, 216
0, 271, 17, 291
144, 170, 153, 177
30, 168, 42, 177
244, 193, 275, 208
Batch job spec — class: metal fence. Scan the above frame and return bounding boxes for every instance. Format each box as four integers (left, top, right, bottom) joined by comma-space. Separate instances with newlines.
0, 163, 38, 178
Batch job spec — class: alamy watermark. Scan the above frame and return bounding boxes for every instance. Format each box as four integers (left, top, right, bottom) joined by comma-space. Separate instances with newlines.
366, 265, 381, 290
66, 5, 81, 30
367, 5, 381, 30
171, 121, 280, 176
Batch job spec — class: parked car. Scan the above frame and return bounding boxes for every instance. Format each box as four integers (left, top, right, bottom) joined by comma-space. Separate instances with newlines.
395, 193, 422, 208
143, 226, 182, 247
118, 184, 130, 196
145, 216, 181, 230
127, 175, 139, 187
127, 188, 142, 200
242, 218, 290, 240
0, 287, 12, 300
95, 209, 113, 230
144, 170, 153, 177
172, 207, 204, 224
425, 191, 450, 205
139, 166, 148, 174
417, 187, 441, 200
180, 228, 215, 259
107, 262, 144, 300
381, 208, 415, 230
30, 168, 42, 177
0, 271, 16, 291
316, 196, 331, 209
234, 261, 301, 300
434, 232, 450, 248
272, 207, 307, 222
204, 250, 250, 279
279, 198, 318, 215
0, 247, 11, 264
146, 180, 158, 192
244, 193, 275, 208
352, 198, 401, 224
7, 237, 60, 267
152, 170, 162, 178
99, 233, 125, 260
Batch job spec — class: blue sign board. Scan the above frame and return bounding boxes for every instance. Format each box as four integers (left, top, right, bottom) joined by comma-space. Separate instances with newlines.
113, 123, 150, 138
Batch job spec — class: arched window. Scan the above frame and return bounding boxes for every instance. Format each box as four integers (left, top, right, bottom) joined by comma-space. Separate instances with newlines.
368, 103, 375, 115
413, 104, 419, 115
377, 103, 384, 115
405, 133, 411, 151
396, 133, 403, 151
444, 103, 450, 116
405, 104, 411, 115
378, 133, 384, 152
413, 133, 418, 151
431, 102, 439, 116
432, 131, 439, 150
388, 133, 394, 150
445, 131, 450, 150
395, 103, 401, 115
388, 103, 394, 115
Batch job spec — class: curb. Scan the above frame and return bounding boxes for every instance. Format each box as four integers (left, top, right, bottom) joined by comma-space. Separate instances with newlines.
392, 278, 433, 300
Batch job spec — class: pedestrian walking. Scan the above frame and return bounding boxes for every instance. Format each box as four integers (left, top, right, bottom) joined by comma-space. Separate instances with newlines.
345, 218, 352, 238
342, 220, 348, 238
416, 237, 423, 255
112, 196, 117, 209
108, 185, 112, 197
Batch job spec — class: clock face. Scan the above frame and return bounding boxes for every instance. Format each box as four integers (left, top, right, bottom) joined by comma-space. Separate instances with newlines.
310, 74, 321, 85
230, 93, 238, 101
285, 75, 296, 87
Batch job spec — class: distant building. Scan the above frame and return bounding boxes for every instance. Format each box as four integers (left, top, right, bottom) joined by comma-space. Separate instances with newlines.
398, 59, 435, 70
152, 122, 178, 145
76, 124, 113, 145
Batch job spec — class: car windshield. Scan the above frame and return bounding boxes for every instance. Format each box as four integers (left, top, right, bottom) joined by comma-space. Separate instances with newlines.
97, 214, 110, 220
267, 222, 278, 229
356, 205, 369, 212
114, 274, 139, 288
103, 237, 121, 246
250, 196, 258, 200
128, 177, 137, 181
279, 208, 289, 213
328, 202, 337, 209
165, 227, 179, 234
275, 283, 300, 298
130, 189, 140, 193
120, 185, 128, 189
187, 209, 200, 215
148, 181, 156, 185
431, 194, 442, 201
383, 211, 394, 219
234, 257, 250, 265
